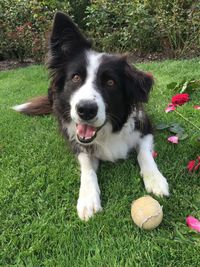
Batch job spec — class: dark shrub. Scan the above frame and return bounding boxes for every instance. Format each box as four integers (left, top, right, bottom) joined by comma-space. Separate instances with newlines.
85, 0, 200, 57
0, 0, 199, 61
85, 1, 160, 53
0, 0, 71, 62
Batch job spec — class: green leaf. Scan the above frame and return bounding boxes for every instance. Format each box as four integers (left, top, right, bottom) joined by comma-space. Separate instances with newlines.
172, 81, 185, 92
170, 122, 181, 127
170, 122, 180, 127
168, 78, 200, 94
169, 125, 184, 134
167, 82, 177, 90
188, 80, 200, 90
176, 132, 188, 140
156, 123, 170, 130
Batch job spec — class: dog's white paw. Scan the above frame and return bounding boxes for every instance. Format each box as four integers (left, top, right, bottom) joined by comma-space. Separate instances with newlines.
142, 170, 169, 197
77, 187, 102, 221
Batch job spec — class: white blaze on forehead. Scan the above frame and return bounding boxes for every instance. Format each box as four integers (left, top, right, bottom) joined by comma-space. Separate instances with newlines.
86, 50, 103, 80
70, 50, 106, 127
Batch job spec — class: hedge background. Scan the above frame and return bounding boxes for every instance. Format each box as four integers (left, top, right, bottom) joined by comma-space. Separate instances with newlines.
0, 0, 199, 62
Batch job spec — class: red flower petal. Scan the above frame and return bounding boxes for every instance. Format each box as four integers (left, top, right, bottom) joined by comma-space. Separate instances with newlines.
168, 136, 179, 144
165, 103, 176, 113
171, 93, 189, 106
186, 216, 200, 232
152, 151, 158, 158
187, 160, 196, 172
194, 105, 200, 110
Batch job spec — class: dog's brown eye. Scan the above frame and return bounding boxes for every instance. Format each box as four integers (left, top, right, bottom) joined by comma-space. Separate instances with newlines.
72, 74, 81, 83
106, 79, 115, 86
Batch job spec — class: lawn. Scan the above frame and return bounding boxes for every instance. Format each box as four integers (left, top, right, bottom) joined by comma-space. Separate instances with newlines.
0, 59, 200, 266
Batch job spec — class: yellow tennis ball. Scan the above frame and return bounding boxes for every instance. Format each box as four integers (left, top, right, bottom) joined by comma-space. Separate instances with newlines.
131, 195, 163, 230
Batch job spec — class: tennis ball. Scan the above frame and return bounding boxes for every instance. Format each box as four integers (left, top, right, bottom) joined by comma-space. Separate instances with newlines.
131, 195, 163, 230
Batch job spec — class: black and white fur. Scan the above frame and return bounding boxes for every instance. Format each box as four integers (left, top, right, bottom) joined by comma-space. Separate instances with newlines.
13, 12, 169, 221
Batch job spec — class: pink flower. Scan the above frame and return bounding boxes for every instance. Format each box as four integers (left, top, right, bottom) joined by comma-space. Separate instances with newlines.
167, 136, 179, 144
194, 105, 200, 110
172, 93, 189, 106
165, 103, 176, 113
186, 216, 200, 232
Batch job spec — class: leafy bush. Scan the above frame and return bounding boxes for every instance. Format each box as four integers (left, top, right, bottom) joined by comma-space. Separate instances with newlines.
69, 0, 91, 29
85, 1, 159, 52
0, 0, 199, 61
85, 0, 200, 57
155, 0, 200, 57
0, 0, 71, 62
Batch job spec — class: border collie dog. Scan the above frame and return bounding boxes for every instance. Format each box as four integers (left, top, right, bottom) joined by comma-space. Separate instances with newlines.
14, 12, 169, 221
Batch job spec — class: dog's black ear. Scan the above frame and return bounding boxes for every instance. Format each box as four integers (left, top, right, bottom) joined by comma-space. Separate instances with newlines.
50, 12, 92, 56
125, 63, 154, 103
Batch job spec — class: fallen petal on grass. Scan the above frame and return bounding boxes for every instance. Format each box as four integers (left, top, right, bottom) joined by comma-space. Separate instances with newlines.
187, 160, 195, 172
165, 103, 176, 113
168, 136, 179, 144
187, 156, 200, 172
186, 216, 200, 232
152, 151, 158, 158
194, 105, 200, 110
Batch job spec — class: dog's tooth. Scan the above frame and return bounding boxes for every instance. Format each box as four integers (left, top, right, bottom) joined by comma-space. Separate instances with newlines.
78, 134, 85, 140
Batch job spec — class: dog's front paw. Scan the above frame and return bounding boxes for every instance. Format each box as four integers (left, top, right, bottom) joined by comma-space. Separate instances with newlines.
142, 170, 169, 197
77, 187, 102, 221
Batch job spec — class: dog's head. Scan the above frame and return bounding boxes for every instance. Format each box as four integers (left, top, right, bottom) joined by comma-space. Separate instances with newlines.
48, 12, 153, 145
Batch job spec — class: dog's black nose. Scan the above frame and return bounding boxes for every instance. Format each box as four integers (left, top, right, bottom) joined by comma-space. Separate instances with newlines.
76, 100, 98, 121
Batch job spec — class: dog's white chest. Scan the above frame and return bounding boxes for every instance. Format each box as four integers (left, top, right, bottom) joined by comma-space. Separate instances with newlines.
94, 119, 141, 162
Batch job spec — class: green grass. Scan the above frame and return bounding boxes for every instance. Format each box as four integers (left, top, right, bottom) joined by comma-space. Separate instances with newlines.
0, 59, 200, 266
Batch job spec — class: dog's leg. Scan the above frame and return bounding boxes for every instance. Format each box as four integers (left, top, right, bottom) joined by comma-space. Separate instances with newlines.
137, 134, 169, 197
77, 152, 102, 221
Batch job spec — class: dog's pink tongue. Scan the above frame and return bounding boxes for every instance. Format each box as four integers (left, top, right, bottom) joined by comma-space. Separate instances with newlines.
76, 124, 96, 138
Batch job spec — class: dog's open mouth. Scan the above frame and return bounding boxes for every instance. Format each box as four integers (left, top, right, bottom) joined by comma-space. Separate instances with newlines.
76, 123, 98, 144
